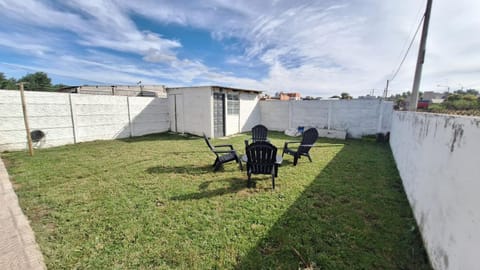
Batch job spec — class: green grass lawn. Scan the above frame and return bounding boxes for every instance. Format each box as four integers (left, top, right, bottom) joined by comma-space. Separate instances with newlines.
2, 132, 431, 269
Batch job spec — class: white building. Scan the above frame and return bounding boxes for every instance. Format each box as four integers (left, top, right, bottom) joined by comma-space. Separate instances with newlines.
166, 86, 261, 138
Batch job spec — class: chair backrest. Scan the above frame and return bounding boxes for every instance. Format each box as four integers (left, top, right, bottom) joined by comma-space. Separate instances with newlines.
298, 128, 319, 154
251, 124, 268, 142
246, 141, 277, 174
203, 133, 215, 153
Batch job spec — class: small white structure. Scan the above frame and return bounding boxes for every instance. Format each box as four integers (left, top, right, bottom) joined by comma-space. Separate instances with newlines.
166, 86, 261, 138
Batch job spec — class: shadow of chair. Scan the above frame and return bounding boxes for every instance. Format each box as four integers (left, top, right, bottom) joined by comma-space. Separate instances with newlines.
282, 128, 319, 166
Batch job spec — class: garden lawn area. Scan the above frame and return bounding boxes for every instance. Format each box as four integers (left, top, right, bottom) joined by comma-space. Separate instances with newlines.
1, 132, 431, 269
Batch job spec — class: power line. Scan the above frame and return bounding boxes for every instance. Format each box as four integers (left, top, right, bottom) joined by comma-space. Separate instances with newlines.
390, 1, 426, 71
389, 14, 425, 82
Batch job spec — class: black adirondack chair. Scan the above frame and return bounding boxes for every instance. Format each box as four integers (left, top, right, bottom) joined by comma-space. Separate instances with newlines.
245, 141, 279, 189
203, 134, 243, 171
251, 124, 268, 142
282, 128, 319, 166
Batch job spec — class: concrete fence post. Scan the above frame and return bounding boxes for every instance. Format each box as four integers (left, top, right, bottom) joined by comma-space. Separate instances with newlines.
288, 101, 293, 129
327, 101, 333, 130
68, 94, 78, 143
127, 96, 133, 137
376, 100, 384, 133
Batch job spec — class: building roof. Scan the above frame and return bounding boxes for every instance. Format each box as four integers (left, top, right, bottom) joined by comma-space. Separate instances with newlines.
166, 85, 263, 93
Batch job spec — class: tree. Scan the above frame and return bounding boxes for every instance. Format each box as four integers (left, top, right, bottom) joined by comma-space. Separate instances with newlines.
466, 89, 479, 96
19, 72, 52, 91
303, 96, 316, 100
340, 92, 352, 99
0, 72, 17, 90
443, 90, 479, 110
52, 84, 69, 90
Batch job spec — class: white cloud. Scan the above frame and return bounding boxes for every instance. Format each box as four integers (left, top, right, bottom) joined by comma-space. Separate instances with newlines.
1, 0, 479, 97
0, 0, 181, 64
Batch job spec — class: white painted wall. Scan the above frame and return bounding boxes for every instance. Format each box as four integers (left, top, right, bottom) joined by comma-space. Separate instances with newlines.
260, 100, 290, 131
390, 112, 480, 270
225, 114, 239, 136
71, 94, 130, 142
0, 90, 74, 150
260, 99, 393, 138
239, 92, 260, 132
0, 90, 169, 151
291, 100, 330, 129
168, 87, 212, 137
127, 97, 169, 136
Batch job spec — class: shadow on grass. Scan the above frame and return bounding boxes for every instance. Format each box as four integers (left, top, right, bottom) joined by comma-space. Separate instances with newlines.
146, 164, 213, 175
170, 177, 249, 200
236, 142, 431, 269
120, 132, 201, 143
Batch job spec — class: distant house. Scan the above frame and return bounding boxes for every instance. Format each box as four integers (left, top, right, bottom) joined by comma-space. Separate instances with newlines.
423, 91, 445, 102
279, 92, 301, 100
58, 85, 167, 97
358, 95, 379, 100
431, 98, 444, 104
166, 86, 262, 138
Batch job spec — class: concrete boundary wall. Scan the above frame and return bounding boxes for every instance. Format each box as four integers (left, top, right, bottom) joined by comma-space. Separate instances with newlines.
260, 99, 393, 138
390, 112, 480, 270
0, 90, 169, 151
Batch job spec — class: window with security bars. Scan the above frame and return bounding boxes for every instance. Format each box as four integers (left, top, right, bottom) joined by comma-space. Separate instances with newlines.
227, 94, 240, 115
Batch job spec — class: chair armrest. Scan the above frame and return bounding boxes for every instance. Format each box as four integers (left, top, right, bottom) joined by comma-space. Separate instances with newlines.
284, 141, 301, 148
213, 144, 234, 150
253, 138, 270, 142
213, 149, 236, 154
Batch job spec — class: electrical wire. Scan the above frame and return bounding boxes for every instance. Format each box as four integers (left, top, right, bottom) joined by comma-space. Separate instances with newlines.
389, 14, 425, 82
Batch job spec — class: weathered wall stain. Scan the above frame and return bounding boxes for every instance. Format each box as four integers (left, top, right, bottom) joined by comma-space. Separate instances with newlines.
433, 247, 449, 270
443, 116, 454, 128
470, 118, 480, 128
450, 123, 464, 153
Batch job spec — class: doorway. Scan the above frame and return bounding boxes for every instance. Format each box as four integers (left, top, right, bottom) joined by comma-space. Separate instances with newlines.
213, 93, 225, 137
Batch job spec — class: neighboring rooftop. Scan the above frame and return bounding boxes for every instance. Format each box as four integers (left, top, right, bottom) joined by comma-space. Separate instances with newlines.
58, 85, 167, 97
166, 85, 263, 93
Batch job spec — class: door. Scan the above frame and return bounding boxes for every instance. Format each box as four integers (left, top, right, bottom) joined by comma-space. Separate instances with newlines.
168, 94, 184, 133
226, 93, 240, 135
213, 93, 225, 137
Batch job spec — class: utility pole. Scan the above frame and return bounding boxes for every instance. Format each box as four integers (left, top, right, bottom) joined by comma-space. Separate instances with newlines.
383, 80, 390, 99
409, 0, 433, 111
17, 82, 34, 156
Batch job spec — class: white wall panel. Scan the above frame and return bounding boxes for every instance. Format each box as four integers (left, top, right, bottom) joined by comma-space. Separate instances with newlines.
0, 90, 74, 151
129, 97, 169, 137
260, 101, 290, 131
260, 99, 393, 138
390, 112, 480, 270
239, 93, 260, 132
0, 90, 170, 151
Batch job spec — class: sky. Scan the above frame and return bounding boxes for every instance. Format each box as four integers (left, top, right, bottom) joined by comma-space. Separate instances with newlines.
0, 0, 479, 98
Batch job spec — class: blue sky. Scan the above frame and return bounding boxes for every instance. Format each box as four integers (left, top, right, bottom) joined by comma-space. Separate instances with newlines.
1, 0, 479, 97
